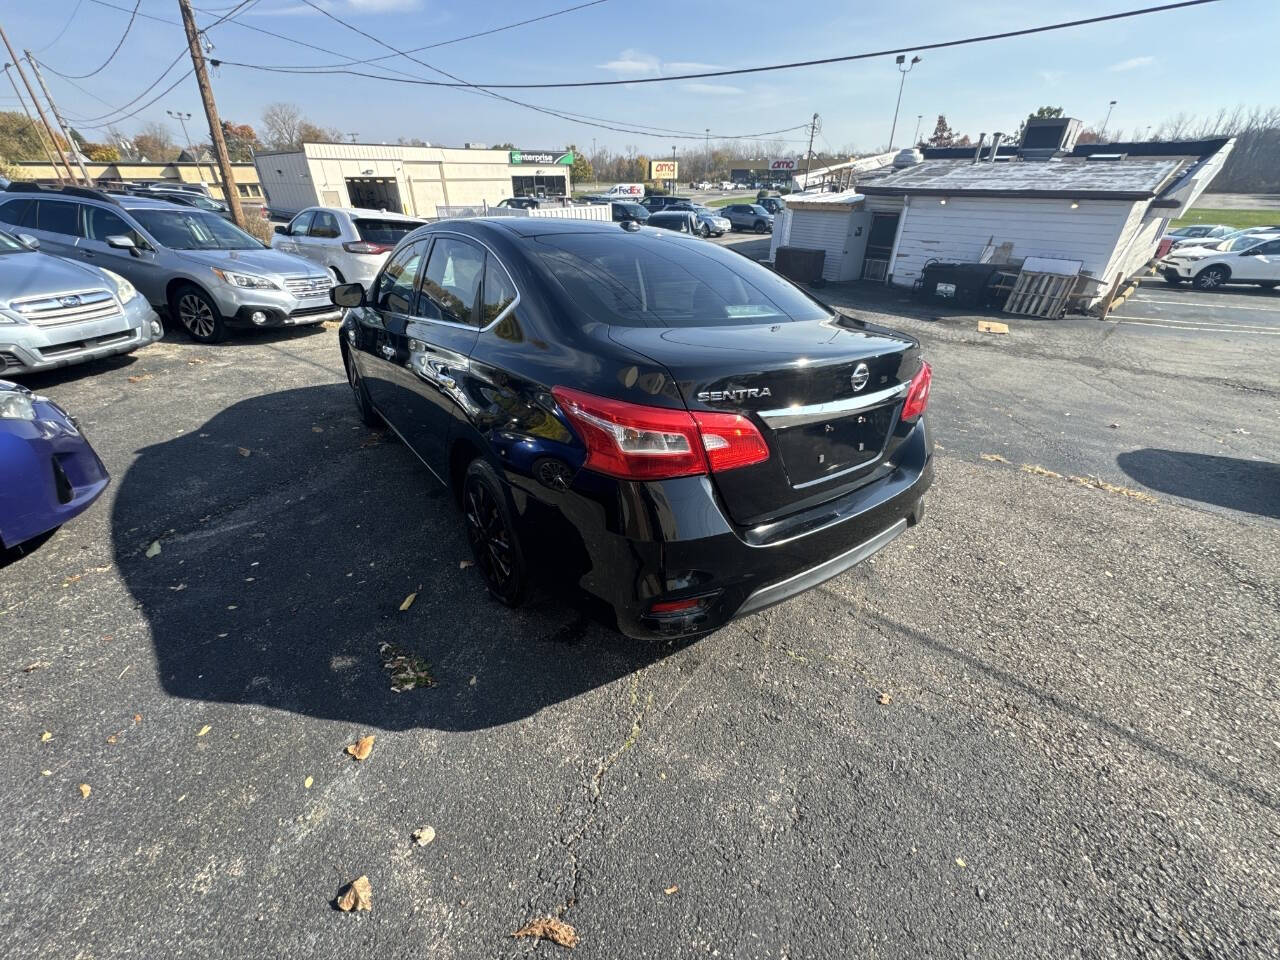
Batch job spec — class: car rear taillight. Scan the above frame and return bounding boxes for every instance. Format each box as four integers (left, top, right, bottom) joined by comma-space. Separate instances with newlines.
900, 361, 932, 422
649, 597, 704, 615
552, 387, 769, 480
343, 240, 391, 254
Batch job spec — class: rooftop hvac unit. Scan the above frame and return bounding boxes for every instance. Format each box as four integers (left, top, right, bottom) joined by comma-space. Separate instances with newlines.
1018, 117, 1083, 161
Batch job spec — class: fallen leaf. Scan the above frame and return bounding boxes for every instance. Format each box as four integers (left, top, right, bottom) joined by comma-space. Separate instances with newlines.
979, 452, 1010, 463
145, 540, 162, 558
513, 917, 578, 948
877, 692, 892, 705
345, 734, 375, 761
304, 776, 314, 789
168, 583, 187, 591
237, 447, 251, 458
312, 426, 324, 433
459, 560, 474, 570
41, 770, 51, 776
664, 885, 679, 895
956, 857, 967, 868
1021, 463, 1062, 479
106, 735, 117, 744
378, 642, 436, 693
40, 731, 53, 742
79, 783, 91, 799
196, 725, 212, 737
412, 826, 436, 846
336, 875, 372, 912
133, 714, 142, 724
127, 374, 152, 383
23, 661, 49, 673
187, 358, 207, 365
399, 592, 417, 612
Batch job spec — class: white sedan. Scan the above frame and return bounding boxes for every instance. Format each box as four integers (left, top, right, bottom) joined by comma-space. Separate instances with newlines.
271, 207, 426, 288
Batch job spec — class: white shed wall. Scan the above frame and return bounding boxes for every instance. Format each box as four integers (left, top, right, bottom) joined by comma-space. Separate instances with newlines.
253, 151, 316, 213
889, 197, 1137, 289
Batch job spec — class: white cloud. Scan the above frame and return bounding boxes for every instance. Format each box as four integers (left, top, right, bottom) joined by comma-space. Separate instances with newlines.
1038, 69, 1065, 85
666, 61, 721, 73
1108, 55, 1155, 72
683, 82, 743, 96
345, 0, 422, 11
596, 49, 661, 76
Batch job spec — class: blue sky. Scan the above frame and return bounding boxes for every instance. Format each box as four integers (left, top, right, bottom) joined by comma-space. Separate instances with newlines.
9, 0, 1278, 154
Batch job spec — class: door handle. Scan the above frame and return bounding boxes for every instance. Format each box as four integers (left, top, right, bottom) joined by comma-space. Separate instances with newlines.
81, 250, 95, 258
379, 344, 395, 359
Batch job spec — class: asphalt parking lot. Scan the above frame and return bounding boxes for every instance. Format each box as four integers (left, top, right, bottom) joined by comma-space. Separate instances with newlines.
3, 289, 1278, 956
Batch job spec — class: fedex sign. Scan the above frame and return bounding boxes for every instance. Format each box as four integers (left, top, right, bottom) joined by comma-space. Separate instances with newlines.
769, 158, 797, 171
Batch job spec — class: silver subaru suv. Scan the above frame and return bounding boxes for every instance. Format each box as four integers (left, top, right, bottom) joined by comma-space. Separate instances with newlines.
0, 228, 162, 376
0, 185, 336, 343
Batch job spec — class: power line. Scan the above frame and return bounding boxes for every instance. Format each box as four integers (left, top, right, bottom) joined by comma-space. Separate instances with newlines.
240, 0, 1220, 90
41, 0, 142, 79
256, 0, 610, 71
32, 0, 85, 53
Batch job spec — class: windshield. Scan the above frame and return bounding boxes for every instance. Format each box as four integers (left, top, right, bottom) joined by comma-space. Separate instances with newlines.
0, 231, 31, 254
750, 205, 770, 215
355, 218, 422, 244
533, 233, 830, 329
131, 209, 261, 250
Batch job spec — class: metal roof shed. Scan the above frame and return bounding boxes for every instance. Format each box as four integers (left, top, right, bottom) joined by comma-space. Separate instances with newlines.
769, 190, 868, 282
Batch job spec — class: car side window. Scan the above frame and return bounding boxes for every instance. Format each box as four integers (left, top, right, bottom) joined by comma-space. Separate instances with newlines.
85, 206, 145, 245
289, 211, 315, 236
35, 200, 81, 236
0, 199, 33, 227
1251, 239, 1280, 255
421, 236, 485, 326
373, 239, 428, 314
481, 255, 518, 326
310, 211, 340, 239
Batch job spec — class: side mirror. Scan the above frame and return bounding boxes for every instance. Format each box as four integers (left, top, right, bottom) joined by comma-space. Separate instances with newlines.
331, 282, 366, 308
274, 224, 288, 235
16, 233, 39, 250
106, 234, 135, 250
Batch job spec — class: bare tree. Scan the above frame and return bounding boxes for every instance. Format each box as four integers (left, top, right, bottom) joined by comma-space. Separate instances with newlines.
133, 121, 177, 162
261, 102, 305, 151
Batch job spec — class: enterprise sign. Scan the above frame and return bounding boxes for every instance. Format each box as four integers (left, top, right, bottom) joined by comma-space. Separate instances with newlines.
509, 149, 574, 165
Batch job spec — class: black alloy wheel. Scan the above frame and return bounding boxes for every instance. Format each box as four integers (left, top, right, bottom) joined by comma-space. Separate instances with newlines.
754, 220, 768, 233
344, 346, 380, 427
463, 459, 529, 606
700, 222, 712, 238
1193, 265, 1230, 290
171, 284, 226, 343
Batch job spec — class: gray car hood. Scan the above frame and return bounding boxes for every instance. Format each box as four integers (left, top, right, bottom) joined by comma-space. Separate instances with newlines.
0, 249, 110, 303
175, 247, 319, 277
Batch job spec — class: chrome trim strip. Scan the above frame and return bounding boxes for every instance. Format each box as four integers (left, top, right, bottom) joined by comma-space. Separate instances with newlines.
737, 518, 907, 617
758, 382, 907, 428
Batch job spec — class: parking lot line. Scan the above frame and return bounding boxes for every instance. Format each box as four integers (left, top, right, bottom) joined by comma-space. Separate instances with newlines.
1111, 313, 1280, 331
1132, 297, 1280, 312
1108, 316, 1280, 334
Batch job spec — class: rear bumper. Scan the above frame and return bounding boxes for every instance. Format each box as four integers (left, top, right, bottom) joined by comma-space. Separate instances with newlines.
513, 418, 934, 639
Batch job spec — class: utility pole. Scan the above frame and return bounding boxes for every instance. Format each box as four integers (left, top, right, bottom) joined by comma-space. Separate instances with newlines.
4, 63, 63, 177
0, 26, 74, 182
705, 127, 710, 182
912, 114, 924, 148
803, 113, 819, 190
671, 144, 677, 196
177, 0, 245, 228
25, 52, 92, 184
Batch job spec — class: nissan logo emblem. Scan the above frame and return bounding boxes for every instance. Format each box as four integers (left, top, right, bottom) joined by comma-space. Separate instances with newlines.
850, 362, 870, 392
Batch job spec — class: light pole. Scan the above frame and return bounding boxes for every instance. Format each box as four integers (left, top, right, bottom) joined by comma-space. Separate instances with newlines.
671, 145, 677, 196
705, 127, 710, 182
887, 54, 921, 151
1101, 99, 1117, 141
912, 114, 923, 148
168, 108, 214, 188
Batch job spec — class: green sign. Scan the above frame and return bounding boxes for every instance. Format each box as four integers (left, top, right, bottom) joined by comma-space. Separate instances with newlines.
509, 149, 574, 166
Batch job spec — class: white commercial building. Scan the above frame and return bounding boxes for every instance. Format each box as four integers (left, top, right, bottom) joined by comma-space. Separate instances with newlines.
254, 142, 575, 218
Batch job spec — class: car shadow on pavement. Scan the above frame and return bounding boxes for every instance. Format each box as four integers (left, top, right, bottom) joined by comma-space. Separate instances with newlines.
110, 383, 688, 732
1116, 448, 1280, 520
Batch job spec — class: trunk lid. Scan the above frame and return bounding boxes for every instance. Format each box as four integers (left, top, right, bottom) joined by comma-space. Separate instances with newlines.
609, 317, 918, 526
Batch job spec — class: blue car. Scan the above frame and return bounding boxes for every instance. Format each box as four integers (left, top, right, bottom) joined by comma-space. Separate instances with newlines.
0, 380, 109, 556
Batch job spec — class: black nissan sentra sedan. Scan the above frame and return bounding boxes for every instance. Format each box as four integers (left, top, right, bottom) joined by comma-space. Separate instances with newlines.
332, 218, 933, 639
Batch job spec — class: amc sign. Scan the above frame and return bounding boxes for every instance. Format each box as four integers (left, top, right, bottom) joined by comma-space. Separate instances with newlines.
649, 160, 679, 180
769, 158, 797, 171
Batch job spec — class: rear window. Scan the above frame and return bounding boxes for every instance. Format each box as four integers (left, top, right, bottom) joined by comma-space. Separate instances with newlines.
533, 233, 830, 329
355, 218, 422, 244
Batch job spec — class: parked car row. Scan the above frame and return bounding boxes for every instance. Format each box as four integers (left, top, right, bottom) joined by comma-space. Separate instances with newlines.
1159, 232, 1280, 289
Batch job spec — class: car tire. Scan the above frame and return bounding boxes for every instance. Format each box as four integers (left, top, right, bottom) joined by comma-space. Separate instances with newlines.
462, 458, 529, 607
700, 223, 711, 238
170, 283, 226, 343
343, 345, 381, 428
1161, 270, 1185, 285
753, 220, 768, 233
1193, 265, 1230, 290
1261, 282, 1277, 290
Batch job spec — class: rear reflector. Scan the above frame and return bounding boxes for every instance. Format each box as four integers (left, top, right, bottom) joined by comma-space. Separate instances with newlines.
552, 386, 769, 481
901, 360, 932, 422
649, 597, 704, 615
343, 240, 391, 254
